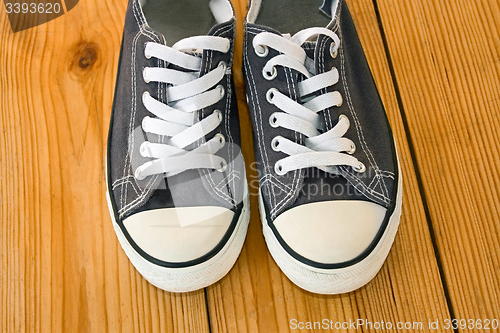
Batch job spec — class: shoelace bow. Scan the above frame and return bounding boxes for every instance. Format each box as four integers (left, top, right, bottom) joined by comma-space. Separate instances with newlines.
253, 28, 366, 176
134, 36, 230, 180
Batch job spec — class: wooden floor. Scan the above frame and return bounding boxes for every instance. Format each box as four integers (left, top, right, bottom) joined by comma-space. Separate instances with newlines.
1, 0, 500, 332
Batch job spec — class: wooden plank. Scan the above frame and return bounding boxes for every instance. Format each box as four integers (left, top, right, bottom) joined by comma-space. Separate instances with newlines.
376, 0, 500, 324
205, 0, 452, 331
0, 1, 210, 332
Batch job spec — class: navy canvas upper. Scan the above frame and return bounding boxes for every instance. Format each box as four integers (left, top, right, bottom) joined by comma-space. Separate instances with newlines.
244, 0, 398, 221
108, 0, 245, 222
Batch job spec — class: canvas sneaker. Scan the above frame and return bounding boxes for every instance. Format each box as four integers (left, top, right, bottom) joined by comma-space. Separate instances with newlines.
106, 0, 249, 292
243, 0, 402, 294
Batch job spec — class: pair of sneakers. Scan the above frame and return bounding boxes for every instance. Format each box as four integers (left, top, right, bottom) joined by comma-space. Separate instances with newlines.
106, 0, 402, 294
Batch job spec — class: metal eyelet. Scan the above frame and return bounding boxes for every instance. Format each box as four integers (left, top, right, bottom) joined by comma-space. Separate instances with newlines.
139, 141, 150, 157
218, 61, 227, 71
144, 42, 152, 59
262, 66, 277, 80
339, 114, 349, 127
331, 90, 343, 107
134, 167, 146, 181
269, 113, 279, 128
354, 162, 366, 173
142, 91, 150, 105
274, 162, 286, 175
337, 94, 343, 107
215, 133, 226, 146
255, 45, 269, 57
348, 142, 356, 154
330, 42, 338, 58
142, 67, 150, 83
217, 160, 227, 172
266, 88, 278, 104
271, 136, 282, 151
141, 116, 150, 132
217, 84, 225, 98
214, 109, 223, 121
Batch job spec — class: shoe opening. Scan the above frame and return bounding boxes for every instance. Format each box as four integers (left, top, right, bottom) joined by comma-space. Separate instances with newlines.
247, 0, 338, 35
141, 0, 233, 46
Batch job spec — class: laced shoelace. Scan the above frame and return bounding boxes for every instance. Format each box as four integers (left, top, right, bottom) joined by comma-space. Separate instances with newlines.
253, 28, 366, 176
134, 36, 231, 181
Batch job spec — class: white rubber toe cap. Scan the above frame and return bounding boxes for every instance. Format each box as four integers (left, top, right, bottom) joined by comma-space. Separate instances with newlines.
273, 201, 387, 264
123, 206, 234, 263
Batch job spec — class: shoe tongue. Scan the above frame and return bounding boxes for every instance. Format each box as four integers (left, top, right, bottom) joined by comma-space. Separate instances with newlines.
283, 31, 322, 76
303, 41, 317, 64
313, 34, 330, 75
302, 36, 332, 131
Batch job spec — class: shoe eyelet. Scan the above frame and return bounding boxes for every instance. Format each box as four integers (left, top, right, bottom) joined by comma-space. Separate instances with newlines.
134, 167, 146, 181
266, 88, 278, 104
255, 45, 269, 57
142, 67, 150, 83
142, 91, 150, 105
269, 113, 279, 128
330, 42, 338, 58
139, 141, 150, 157
141, 116, 150, 132
144, 42, 152, 59
215, 133, 225, 146
274, 162, 286, 175
214, 109, 223, 121
271, 136, 282, 151
348, 142, 356, 154
262, 66, 277, 80
331, 89, 343, 107
339, 114, 349, 127
217, 160, 227, 172
354, 162, 366, 173
218, 61, 227, 71
217, 84, 225, 98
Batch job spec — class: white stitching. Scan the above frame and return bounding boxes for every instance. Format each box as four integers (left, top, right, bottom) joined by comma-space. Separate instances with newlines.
270, 63, 299, 218
337, 20, 392, 204
118, 2, 162, 217
244, 25, 274, 212
246, 26, 303, 218
200, 23, 236, 205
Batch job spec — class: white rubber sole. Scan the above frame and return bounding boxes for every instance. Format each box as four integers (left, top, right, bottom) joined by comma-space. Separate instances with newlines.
106, 188, 250, 293
259, 169, 403, 294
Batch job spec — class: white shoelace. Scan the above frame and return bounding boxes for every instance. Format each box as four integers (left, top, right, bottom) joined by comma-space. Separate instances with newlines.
134, 36, 231, 180
253, 28, 366, 176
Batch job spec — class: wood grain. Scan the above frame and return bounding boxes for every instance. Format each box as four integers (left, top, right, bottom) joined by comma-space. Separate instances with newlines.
376, 0, 500, 325
0, 1, 210, 332
204, 1, 451, 332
